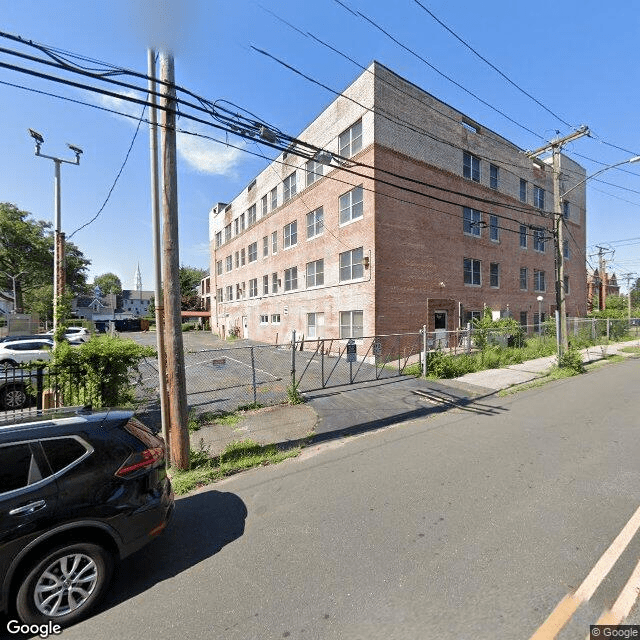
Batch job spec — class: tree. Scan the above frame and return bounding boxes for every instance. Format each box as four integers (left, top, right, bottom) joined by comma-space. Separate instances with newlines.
179, 265, 207, 310
94, 272, 122, 295
0, 202, 89, 318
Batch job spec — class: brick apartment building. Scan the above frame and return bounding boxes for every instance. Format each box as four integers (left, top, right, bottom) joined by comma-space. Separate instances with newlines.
208, 62, 587, 342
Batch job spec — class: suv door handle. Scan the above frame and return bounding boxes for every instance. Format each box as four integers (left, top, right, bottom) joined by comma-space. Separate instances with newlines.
9, 500, 46, 516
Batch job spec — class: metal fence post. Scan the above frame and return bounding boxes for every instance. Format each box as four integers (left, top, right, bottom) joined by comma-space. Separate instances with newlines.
250, 346, 257, 405
321, 339, 325, 388
397, 334, 401, 375
291, 329, 296, 389
607, 319, 610, 341
422, 325, 427, 376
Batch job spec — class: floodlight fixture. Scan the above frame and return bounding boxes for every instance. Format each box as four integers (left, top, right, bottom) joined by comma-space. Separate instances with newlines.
67, 143, 83, 156
28, 128, 44, 144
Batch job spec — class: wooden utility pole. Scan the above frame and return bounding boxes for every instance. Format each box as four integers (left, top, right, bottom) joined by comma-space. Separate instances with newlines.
159, 52, 190, 470
621, 272, 636, 325
527, 126, 589, 360
594, 245, 613, 311
148, 49, 170, 458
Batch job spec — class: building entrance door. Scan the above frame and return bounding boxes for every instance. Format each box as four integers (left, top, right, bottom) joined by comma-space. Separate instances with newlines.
434, 311, 447, 348
242, 316, 249, 339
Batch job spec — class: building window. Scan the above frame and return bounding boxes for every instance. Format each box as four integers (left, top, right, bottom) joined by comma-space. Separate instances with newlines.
307, 312, 324, 339
534, 185, 545, 209
248, 204, 257, 226
463, 207, 482, 236
340, 247, 364, 281
463, 151, 480, 182
306, 158, 323, 187
339, 118, 362, 157
224, 223, 231, 243
520, 179, 527, 203
340, 310, 363, 339
463, 258, 481, 286
534, 269, 546, 292
563, 200, 570, 220
533, 228, 546, 253
272, 272, 278, 294
519, 267, 528, 290
216, 260, 222, 276
263, 274, 269, 295
284, 220, 298, 249
270, 186, 278, 210
226, 255, 232, 272
306, 207, 324, 239
248, 242, 258, 263
283, 172, 297, 203
263, 236, 268, 257
489, 214, 499, 241
215, 231, 222, 248
240, 248, 246, 266
284, 267, 298, 291
225, 285, 233, 301
306, 259, 324, 287
240, 212, 246, 231
490, 164, 499, 189
564, 275, 570, 295
490, 262, 500, 288
519, 311, 527, 326
464, 310, 482, 325
236, 283, 243, 299
271, 314, 281, 324
339, 185, 363, 224
272, 231, 278, 254
563, 239, 570, 259
260, 314, 269, 324
216, 288, 222, 302
261, 195, 268, 217
234, 251, 240, 269
249, 278, 258, 298
519, 225, 528, 248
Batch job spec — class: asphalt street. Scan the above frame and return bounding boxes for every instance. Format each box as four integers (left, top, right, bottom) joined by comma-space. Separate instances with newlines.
9, 357, 640, 640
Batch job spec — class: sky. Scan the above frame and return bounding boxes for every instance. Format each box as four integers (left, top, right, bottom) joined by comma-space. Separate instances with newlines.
1, 0, 639, 292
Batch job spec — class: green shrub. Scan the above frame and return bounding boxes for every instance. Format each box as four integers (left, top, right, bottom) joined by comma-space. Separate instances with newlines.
558, 348, 585, 374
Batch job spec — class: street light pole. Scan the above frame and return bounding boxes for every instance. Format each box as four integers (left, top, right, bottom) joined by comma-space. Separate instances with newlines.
537, 296, 543, 334
2, 271, 26, 313
28, 129, 82, 337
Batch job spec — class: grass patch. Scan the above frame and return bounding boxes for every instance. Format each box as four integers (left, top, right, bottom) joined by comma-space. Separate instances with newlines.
169, 439, 300, 495
620, 346, 640, 354
498, 366, 578, 396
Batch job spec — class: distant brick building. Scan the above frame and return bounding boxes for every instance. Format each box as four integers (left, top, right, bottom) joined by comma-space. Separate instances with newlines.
208, 62, 587, 342
587, 269, 620, 311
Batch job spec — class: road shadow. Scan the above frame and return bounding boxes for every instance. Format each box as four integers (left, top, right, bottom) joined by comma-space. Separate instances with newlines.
97, 489, 247, 611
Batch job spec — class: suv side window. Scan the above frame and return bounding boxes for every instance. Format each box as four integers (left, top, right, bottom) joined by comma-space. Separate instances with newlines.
41, 438, 89, 473
0, 443, 44, 494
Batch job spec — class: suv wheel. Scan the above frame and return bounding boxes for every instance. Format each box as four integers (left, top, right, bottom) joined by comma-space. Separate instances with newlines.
0, 384, 28, 409
16, 542, 114, 626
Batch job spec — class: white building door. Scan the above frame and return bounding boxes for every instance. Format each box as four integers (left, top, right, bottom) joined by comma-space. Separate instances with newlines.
242, 316, 249, 339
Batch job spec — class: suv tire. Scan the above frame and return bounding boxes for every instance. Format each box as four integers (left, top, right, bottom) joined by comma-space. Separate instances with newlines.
16, 542, 114, 626
0, 384, 28, 409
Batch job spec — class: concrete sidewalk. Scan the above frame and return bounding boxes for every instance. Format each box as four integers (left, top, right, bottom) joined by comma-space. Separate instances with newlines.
189, 339, 640, 456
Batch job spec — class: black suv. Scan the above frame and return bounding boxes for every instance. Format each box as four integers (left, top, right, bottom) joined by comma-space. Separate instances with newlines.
0, 408, 173, 628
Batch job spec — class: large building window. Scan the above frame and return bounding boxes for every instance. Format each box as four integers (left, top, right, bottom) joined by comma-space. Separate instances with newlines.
490, 262, 500, 288
270, 186, 278, 210
533, 228, 546, 253
307, 312, 325, 339
490, 164, 499, 189
263, 274, 269, 295
534, 185, 545, 209
263, 236, 268, 257
563, 239, 570, 259
272, 230, 278, 254
305, 158, 324, 187
463, 258, 481, 286
463, 207, 482, 236
249, 278, 258, 298
463, 151, 480, 182
283, 220, 297, 249
340, 310, 363, 339
248, 242, 258, 263
248, 204, 257, 226
520, 178, 527, 203
339, 247, 364, 281
215, 231, 222, 248
519, 267, 528, 290
225, 285, 233, 301
261, 194, 268, 217
534, 269, 546, 292
283, 172, 297, 202
272, 272, 278, 294
284, 267, 298, 291
216, 260, 222, 276
339, 186, 363, 224
489, 214, 499, 241
226, 255, 232, 272
306, 207, 324, 239
224, 223, 231, 243
519, 225, 528, 248
339, 119, 362, 157
306, 259, 324, 287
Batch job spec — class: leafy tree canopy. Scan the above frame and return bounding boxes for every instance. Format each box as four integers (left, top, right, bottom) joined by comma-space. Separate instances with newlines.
93, 272, 122, 295
179, 265, 207, 310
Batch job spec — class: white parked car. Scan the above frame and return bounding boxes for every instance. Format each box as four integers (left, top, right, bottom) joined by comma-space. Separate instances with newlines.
0, 338, 54, 367
44, 326, 91, 344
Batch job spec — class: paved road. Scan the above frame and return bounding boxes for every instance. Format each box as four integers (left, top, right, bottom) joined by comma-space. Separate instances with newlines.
18, 357, 640, 640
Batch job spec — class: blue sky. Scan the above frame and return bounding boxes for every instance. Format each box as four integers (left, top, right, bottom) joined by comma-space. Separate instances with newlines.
2, 0, 639, 291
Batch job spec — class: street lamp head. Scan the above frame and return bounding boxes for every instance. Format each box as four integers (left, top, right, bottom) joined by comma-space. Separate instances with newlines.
537, 296, 544, 302
67, 143, 83, 156
28, 128, 44, 144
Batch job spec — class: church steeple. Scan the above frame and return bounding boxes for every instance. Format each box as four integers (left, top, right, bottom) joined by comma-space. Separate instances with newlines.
134, 263, 142, 295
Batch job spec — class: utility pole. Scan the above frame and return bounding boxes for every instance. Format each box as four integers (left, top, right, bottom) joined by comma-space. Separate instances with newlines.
620, 272, 636, 325
159, 52, 190, 470
527, 126, 589, 360
2, 271, 25, 313
148, 49, 170, 457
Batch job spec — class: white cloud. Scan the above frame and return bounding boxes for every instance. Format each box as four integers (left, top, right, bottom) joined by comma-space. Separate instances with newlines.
96, 90, 147, 121
177, 129, 245, 176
